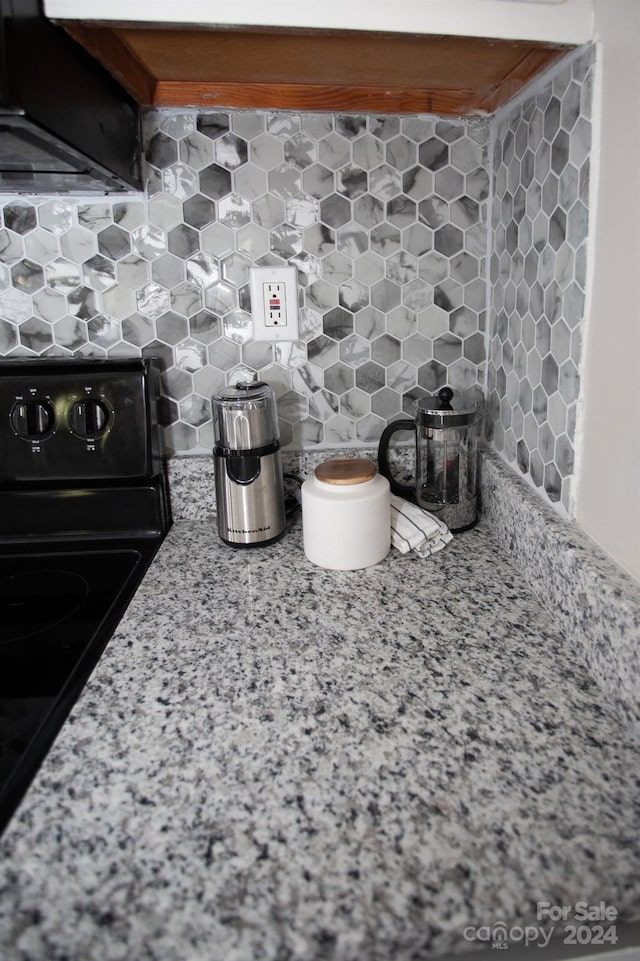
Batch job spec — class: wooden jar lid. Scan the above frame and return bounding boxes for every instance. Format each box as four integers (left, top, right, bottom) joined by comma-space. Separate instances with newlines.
315, 458, 376, 486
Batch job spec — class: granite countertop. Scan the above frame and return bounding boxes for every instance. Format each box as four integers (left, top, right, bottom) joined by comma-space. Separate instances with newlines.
1, 513, 640, 961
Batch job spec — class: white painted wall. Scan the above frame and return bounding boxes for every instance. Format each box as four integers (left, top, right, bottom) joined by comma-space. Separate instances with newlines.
44, 0, 592, 44
574, 0, 640, 582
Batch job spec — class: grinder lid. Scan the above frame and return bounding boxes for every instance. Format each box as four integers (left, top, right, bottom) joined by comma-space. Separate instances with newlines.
215, 381, 272, 403
212, 380, 279, 451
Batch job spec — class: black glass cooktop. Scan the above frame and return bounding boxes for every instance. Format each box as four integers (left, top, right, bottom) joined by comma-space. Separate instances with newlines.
0, 545, 153, 833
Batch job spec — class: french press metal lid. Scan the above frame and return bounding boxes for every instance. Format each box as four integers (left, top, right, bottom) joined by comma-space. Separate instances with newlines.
416, 386, 480, 430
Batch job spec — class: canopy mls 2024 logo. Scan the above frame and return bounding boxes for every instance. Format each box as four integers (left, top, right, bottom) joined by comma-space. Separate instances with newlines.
463, 900, 618, 950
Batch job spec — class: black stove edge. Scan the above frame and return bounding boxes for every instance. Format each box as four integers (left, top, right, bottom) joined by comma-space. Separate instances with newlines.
0, 532, 166, 838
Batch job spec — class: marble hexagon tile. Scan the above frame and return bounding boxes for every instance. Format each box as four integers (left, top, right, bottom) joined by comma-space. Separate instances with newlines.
0, 108, 492, 455
3, 47, 592, 488
487, 46, 594, 515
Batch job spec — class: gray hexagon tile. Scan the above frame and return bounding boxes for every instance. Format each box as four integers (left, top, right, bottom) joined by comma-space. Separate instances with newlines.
0, 46, 593, 478
487, 45, 594, 516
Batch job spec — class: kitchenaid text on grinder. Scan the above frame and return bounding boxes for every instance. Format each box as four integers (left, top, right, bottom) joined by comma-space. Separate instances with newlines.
227, 525, 271, 534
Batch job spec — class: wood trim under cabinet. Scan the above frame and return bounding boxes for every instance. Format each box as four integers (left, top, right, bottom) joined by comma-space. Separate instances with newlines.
152, 81, 481, 115
60, 23, 571, 115
476, 46, 567, 113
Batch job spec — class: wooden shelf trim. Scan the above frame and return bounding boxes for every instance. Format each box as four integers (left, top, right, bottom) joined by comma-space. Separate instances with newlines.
62, 22, 571, 115
152, 81, 481, 114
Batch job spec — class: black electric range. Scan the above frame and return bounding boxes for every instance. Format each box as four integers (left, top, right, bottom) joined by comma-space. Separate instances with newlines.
0, 358, 171, 835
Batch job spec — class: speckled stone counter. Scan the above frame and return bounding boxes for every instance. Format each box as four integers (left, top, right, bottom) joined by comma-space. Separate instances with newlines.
169, 447, 640, 729
481, 450, 640, 729
1, 511, 640, 961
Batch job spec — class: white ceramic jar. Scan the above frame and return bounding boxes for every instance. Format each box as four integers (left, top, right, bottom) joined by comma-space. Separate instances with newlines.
301, 458, 390, 570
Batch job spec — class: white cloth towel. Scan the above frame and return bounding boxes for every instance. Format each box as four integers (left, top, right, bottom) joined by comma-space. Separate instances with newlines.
390, 494, 453, 558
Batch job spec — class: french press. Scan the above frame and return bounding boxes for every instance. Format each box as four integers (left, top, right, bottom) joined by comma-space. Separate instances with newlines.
377, 387, 481, 532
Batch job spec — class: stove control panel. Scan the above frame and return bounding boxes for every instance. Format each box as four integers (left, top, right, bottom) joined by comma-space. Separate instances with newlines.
0, 359, 163, 485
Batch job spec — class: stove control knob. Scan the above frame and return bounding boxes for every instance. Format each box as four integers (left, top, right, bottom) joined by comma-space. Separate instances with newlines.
69, 399, 110, 438
10, 400, 55, 438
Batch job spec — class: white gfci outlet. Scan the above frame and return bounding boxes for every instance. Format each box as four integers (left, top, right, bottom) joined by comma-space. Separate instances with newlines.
250, 266, 299, 342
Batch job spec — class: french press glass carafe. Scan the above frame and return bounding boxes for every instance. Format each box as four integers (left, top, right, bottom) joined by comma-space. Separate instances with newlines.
377, 387, 481, 532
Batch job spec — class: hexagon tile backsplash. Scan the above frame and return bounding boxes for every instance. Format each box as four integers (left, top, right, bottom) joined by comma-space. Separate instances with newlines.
0, 110, 490, 455
487, 46, 594, 515
145, 109, 491, 452
0, 45, 593, 519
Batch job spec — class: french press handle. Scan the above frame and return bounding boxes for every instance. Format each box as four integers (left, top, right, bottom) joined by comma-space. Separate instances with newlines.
377, 419, 416, 499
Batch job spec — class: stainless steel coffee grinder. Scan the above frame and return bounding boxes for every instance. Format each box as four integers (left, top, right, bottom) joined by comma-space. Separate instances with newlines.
378, 387, 481, 532
212, 381, 286, 547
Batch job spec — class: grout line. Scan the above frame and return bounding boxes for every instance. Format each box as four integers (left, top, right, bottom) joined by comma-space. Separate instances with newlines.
482, 111, 496, 410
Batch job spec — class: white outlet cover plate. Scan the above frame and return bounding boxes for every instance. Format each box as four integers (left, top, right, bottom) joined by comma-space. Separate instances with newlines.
250, 266, 299, 342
